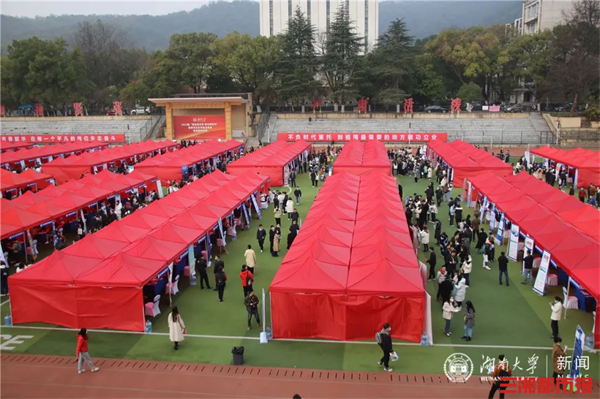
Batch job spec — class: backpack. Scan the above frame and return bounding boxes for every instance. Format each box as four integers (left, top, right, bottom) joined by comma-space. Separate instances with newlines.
375, 331, 383, 345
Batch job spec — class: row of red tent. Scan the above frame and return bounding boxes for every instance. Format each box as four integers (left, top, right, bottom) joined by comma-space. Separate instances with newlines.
1, 169, 158, 240
9, 170, 270, 331
468, 171, 600, 349
530, 146, 600, 188
1, 142, 108, 167
332, 140, 391, 176
135, 140, 244, 183
0, 142, 34, 152
227, 140, 312, 186
427, 139, 513, 188
1, 168, 54, 193
270, 171, 425, 342
42, 141, 180, 184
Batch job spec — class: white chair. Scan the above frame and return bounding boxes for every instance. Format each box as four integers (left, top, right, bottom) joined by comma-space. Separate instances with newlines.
562, 287, 578, 310
166, 275, 180, 296
144, 295, 161, 317
546, 274, 558, 286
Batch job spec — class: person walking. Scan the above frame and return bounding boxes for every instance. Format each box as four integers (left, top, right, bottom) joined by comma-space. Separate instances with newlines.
75, 328, 99, 374
488, 354, 512, 399
498, 252, 509, 286
442, 296, 460, 337
376, 323, 394, 372
522, 250, 534, 285
483, 239, 493, 270
195, 255, 211, 290
552, 337, 568, 384
289, 170, 296, 187
426, 247, 436, 281
216, 267, 227, 302
274, 207, 282, 226
272, 228, 281, 257
269, 225, 275, 254
286, 198, 294, 220
310, 170, 317, 187
168, 307, 186, 350
294, 187, 302, 205
256, 224, 266, 253
449, 202, 456, 226
436, 267, 447, 301
213, 255, 224, 291
244, 290, 261, 331
244, 245, 257, 275
462, 301, 475, 341
240, 265, 254, 297
550, 296, 563, 339
475, 228, 487, 254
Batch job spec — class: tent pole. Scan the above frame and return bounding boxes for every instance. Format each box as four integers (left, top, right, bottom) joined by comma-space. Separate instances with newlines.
564, 278, 570, 320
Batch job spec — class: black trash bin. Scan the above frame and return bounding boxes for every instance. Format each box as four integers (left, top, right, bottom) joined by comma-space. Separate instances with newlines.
232, 346, 244, 365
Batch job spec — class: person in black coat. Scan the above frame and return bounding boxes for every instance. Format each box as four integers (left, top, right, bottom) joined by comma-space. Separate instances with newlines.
213, 255, 224, 291
475, 229, 487, 254
269, 225, 275, 254
287, 227, 296, 249
426, 247, 437, 280
195, 256, 211, 289
377, 323, 394, 372
398, 184, 403, 200
256, 224, 267, 253
434, 219, 442, 245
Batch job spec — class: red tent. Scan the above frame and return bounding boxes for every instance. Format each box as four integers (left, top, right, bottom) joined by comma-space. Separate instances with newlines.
270, 172, 425, 341
333, 140, 391, 176
9, 170, 269, 331
135, 140, 242, 183
1, 142, 108, 171
227, 140, 311, 186
0, 141, 34, 153
41, 141, 177, 184
531, 146, 600, 188
468, 172, 600, 349
427, 140, 512, 188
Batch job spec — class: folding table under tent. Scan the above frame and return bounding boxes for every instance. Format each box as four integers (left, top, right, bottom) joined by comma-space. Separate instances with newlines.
8, 170, 269, 331
427, 140, 513, 188
41, 141, 178, 184
332, 140, 392, 176
227, 140, 311, 186
134, 140, 243, 183
529, 146, 600, 189
270, 171, 428, 342
466, 171, 600, 349
1, 142, 108, 172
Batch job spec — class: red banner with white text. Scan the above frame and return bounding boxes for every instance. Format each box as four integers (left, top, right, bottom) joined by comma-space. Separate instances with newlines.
278, 132, 448, 143
173, 115, 226, 140
1, 134, 125, 144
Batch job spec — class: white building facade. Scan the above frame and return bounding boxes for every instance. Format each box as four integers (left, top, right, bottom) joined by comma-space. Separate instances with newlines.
522, 0, 575, 35
260, 0, 379, 52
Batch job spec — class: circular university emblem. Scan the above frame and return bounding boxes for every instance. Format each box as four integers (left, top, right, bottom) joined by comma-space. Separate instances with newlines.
444, 353, 474, 383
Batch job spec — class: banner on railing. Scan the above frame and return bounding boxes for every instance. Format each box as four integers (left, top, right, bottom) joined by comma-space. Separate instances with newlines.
0, 134, 124, 143
278, 132, 448, 143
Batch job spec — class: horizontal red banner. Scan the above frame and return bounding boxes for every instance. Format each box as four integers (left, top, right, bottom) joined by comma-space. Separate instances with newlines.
278, 132, 448, 143
1, 134, 124, 143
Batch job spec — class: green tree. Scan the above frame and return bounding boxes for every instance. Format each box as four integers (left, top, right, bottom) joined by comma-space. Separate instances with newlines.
277, 7, 321, 109
156, 32, 218, 93
505, 31, 552, 101
546, 0, 600, 115
321, 4, 364, 105
415, 54, 448, 102
457, 82, 482, 103
370, 19, 415, 109
214, 32, 281, 105
1, 37, 92, 111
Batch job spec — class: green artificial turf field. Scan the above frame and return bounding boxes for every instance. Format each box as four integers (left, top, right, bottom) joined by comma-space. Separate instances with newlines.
2, 169, 599, 379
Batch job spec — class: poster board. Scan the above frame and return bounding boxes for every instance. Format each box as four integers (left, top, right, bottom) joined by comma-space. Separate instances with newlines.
508, 224, 520, 261
533, 250, 551, 295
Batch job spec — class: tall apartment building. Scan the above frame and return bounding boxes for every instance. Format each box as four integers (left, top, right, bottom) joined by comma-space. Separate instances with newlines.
521, 0, 575, 35
259, 0, 379, 52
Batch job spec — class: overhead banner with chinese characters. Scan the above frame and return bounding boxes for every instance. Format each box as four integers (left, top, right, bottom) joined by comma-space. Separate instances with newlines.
278, 132, 448, 143
173, 115, 226, 140
1, 134, 124, 144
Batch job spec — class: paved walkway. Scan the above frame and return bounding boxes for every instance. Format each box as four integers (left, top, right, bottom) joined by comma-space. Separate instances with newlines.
1, 354, 596, 398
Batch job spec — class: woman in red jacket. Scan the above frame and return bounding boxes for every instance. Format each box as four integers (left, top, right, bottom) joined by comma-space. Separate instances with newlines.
76, 328, 99, 374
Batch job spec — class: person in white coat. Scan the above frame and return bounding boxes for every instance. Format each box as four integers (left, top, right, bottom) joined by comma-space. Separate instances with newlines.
115, 201, 123, 220
442, 297, 460, 337
461, 253, 473, 286
419, 227, 430, 252
168, 307, 185, 350
453, 273, 468, 307
286, 198, 294, 219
